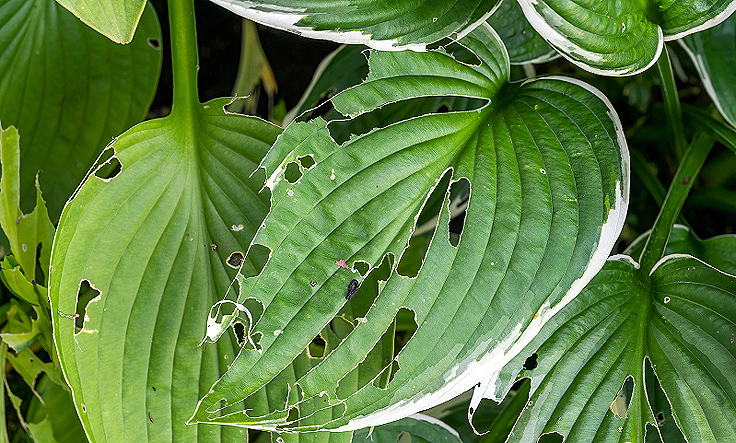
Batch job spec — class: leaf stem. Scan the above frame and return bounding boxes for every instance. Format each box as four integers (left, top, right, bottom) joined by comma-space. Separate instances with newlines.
638, 132, 715, 273
656, 45, 687, 160
168, 0, 200, 116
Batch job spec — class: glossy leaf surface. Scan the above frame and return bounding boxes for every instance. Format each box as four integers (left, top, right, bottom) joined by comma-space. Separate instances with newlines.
491, 253, 736, 442
207, 0, 500, 50
191, 25, 629, 432
516, 0, 736, 75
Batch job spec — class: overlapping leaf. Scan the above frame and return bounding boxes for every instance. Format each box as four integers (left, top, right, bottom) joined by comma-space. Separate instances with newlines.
681, 13, 736, 128
49, 100, 282, 442
207, 0, 500, 50
190, 24, 628, 432
486, 0, 556, 64
0, 0, 161, 221
54, 0, 147, 43
489, 252, 736, 442
516, 0, 736, 75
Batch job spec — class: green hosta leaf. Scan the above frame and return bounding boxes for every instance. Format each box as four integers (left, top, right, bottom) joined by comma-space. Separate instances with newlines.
0, 0, 161, 221
208, 0, 499, 50
49, 98, 282, 442
486, 0, 556, 64
517, 0, 736, 75
681, 13, 736, 127
353, 414, 463, 443
490, 253, 736, 442
191, 24, 629, 431
54, 0, 147, 43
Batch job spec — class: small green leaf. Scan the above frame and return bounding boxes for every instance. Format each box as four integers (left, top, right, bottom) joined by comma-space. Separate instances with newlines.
0, 0, 162, 221
54, 0, 147, 43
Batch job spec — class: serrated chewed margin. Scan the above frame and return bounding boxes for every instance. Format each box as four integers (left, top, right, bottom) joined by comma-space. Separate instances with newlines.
190, 25, 629, 432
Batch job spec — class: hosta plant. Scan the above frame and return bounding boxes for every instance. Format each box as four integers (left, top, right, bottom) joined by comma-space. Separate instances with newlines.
0, 0, 734, 442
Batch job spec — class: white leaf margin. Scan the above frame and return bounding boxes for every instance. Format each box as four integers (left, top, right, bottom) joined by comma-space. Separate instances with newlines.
517, 0, 736, 77
208, 0, 498, 51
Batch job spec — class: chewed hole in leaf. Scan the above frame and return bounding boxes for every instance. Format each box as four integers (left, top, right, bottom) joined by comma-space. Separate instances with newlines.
656, 411, 665, 426
373, 360, 400, 390
284, 161, 302, 184
309, 334, 326, 358
326, 96, 486, 144
522, 352, 538, 370
75, 279, 100, 330
233, 321, 246, 346
226, 251, 244, 269
303, 93, 335, 123
34, 242, 45, 286
448, 178, 470, 247
611, 376, 634, 418
93, 148, 122, 181
298, 155, 316, 169
394, 307, 418, 354
397, 171, 452, 277
147, 38, 160, 49
539, 432, 563, 443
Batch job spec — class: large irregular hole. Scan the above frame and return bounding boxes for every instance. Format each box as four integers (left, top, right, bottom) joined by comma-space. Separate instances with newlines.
308, 334, 326, 358
232, 321, 246, 346
75, 280, 101, 330
448, 178, 469, 247
284, 161, 302, 184
522, 352, 538, 371
93, 147, 122, 181
470, 378, 530, 435
396, 171, 452, 278
147, 37, 160, 49
611, 376, 634, 417
298, 154, 316, 169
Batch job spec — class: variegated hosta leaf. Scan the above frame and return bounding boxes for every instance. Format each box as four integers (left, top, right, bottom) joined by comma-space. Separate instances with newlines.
516, 0, 736, 75
207, 0, 501, 50
680, 12, 736, 128
49, 99, 282, 442
491, 253, 736, 442
190, 24, 629, 432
